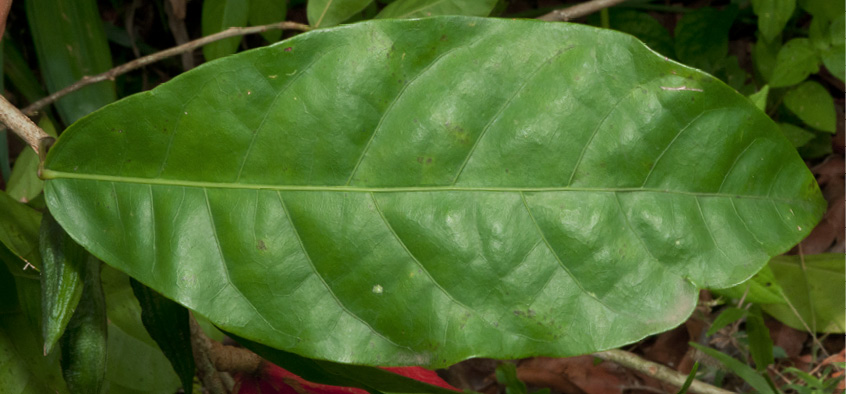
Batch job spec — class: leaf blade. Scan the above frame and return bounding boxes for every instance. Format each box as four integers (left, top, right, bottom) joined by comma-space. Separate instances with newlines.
44, 17, 826, 367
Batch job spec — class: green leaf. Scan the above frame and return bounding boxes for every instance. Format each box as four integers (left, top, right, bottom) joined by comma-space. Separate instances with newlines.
39, 212, 87, 356
130, 278, 195, 393
0, 258, 18, 315
202, 0, 250, 61
796, 132, 832, 159
376, 0, 497, 19
0, 190, 42, 270
690, 343, 777, 394
60, 258, 107, 394
799, 0, 845, 17
712, 263, 786, 305
101, 266, 182, 393
753, 35, 781, 82
762, 254, 845, 333
675, 361, 699, 394
751, 0, 796, 42
2, 38, 48, 104
25, 0, 116, 125
597, 10, 674, 58
674, 6, 737, 72
748, 85, 769, 111
746, 305, 774, 371
249, 0, 287, 42
770, 38, 819, 88
496, 363, 528, 394
0, 274, 70, 394
105, 322, 183, 394
706, 307, 746, 337
230, 331, 460, 394
308, 0, 373, 28
43, 17, 825, 367
7, 116, 59, 203
778, 123, 816, 148
821, 15, 845, 83
783, 81, 836, 133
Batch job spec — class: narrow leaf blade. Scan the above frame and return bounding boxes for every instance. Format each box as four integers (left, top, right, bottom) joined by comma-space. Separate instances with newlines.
60, 258, 107, 394
39, 212, 86, 355
129, 278, 195, 393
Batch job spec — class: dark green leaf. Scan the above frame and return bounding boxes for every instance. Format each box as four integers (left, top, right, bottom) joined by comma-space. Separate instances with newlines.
376, 0, 497, 19
675, 361, 698, 394
778, 123, 816, 148
0, 274, 70, 394
596, 10, 674, 58
44, 17, 825, 367
249, 0, 287, 42
783, 81, 836, 132
496, 363, 525, 394
0, 258, 18, 314
130, 278, 195, 393
770, 38, 819, 88
706, 307, 746, 337
745, 305, 774, 371
690, 343, 776, 394
230, 331, 459, 394
799, 0, 845, 17
60, 258, 107, 394
762, 254, 845, 333
821, 14, 845, 82
674, 6, 737, 72
25, 0, 116, 125
39, 212, 87, 355
751, 0, 796, 42
0, 190, 42, 270
796, 132, 832, 159
2, 38, 48, 104
308, 0, 373, 28
753, 35, 781, 82
202, 0, 250, 61
101, 266, 182, 393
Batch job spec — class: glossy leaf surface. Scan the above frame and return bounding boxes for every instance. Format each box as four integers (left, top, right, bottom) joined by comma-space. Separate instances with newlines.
39, 212, 87, 355
44, 17, 825, 367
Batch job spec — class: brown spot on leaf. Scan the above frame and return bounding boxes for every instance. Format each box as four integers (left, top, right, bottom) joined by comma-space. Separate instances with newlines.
257, 240, 267, 250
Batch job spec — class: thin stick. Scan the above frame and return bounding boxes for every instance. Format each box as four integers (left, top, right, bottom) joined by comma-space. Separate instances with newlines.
21, 21, 311, 117
0, 94, 51, 155
538, 0, 629, 22
593, 349, 733, 394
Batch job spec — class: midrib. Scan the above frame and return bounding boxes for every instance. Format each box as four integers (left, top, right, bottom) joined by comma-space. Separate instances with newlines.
42, 169, 811, 204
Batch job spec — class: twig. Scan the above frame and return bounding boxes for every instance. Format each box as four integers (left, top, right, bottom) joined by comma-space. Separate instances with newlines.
189, 313, 229, 394
593, 349, 733, 394
0, 94, 52, 155
21, 21, 311, 116
538, 0, 629, 22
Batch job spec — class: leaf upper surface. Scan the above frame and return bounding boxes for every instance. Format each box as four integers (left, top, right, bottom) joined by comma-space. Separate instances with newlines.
43, 17, 825, 367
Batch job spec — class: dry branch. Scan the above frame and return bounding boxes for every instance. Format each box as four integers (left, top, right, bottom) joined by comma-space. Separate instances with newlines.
21, 21, 310, 117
